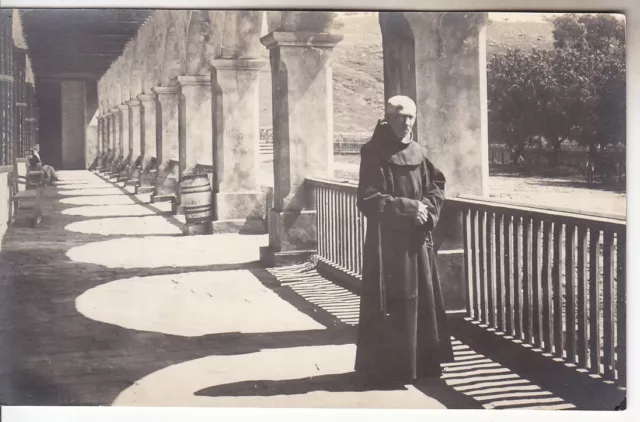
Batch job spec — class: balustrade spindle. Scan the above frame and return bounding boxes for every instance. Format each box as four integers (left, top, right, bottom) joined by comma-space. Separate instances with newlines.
514, 216, 523, 340
553, 222, 564, 358
603, 230, 615, 379
487, 212, 495, 328
616, 231, 626, 383
329, 189, 335, 264
566, 224, 577, 364
542, 221, 553, 353
589, 228, 601, 374
337, 191, 343, 269
495, 214, 504, 331
534, 218, 543, 349
577, 225, 589, 368
471, 210, 480, 320
463, 209, 472, 316
505, 215, 514, 336
479, 211, 487, 324
317, 187, 323, 258
356, 208, 363, 275
523, 217, 532, 344
350, 191, 356, 273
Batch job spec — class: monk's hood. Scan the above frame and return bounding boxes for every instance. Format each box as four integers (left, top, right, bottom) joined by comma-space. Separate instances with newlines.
369, 120, 424, 166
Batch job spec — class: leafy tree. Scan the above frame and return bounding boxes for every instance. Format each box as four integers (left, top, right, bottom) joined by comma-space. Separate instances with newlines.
487, 13, 626, 171
487, 49, 538, 162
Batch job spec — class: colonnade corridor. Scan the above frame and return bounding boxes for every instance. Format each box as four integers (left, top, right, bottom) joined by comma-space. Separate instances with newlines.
0, 169, 584, 410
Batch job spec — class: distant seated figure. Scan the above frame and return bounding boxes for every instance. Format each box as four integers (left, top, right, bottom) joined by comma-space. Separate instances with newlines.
29, 144, 59, 186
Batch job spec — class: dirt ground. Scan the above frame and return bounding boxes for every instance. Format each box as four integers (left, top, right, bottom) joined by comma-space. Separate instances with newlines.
260, 155, 626, 218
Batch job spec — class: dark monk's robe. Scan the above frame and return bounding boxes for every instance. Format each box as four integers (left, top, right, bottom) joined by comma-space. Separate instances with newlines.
354, 120, 454, 383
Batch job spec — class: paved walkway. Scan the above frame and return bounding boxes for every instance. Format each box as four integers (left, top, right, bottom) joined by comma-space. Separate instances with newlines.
0, 171, 578, 409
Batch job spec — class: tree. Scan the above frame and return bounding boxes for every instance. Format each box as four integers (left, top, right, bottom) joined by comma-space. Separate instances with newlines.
551, 14, 626, 152
552, 13, 625, 53
487, 13, 626, 172
487, 49, 539, 162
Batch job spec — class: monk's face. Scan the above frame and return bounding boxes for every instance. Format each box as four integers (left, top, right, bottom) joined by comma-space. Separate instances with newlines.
387, 106, 416, 140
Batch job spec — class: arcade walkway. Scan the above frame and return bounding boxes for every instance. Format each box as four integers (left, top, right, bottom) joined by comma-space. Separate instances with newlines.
0, 170, 598, 409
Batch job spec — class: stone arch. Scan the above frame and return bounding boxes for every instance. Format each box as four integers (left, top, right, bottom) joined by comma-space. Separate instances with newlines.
184, 10, 212, 76
158, 10, 182, 87
130, 26, 145, 98
141, 16, 162, 94
278, 11, 337, 32
218, 11, 263, 59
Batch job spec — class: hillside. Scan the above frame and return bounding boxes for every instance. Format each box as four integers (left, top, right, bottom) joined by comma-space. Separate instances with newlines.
258, 12, 555, 133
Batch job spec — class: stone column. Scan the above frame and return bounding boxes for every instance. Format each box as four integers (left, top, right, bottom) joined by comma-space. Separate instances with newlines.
210, 58, 266, 233
96, 115, 102, 160
380, 12, 489, 311
102, 113, 111, 168
97, 114, 106, 170
118, 104, 131, 181
110, 107, 122, 175
108, 108, 118, 172
136, 93, 158, 194
174, 75, 213, 227
126, 99, 142, 184
259, 31, 343, 265
85, 121, 98, 170
152, 85, 180, 203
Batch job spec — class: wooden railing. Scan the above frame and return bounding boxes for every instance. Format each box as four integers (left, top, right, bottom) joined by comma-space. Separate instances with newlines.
457, 195, 626, 384
306, 177, 626, 385
306, 177, 365, 287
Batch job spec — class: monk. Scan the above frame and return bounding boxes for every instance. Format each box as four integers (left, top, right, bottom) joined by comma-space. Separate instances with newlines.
354, 95, 454, 386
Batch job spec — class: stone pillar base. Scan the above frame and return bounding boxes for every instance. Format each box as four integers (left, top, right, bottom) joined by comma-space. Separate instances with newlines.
150, 194, 175, 204
139, 170, 157, 191
135, 185, 155, 194
126, 179, 140, 187
154, 172, 178, 199
211, 218, 267, 235
214, 191, 266, 221
261, 209, 317, 266
259, 247, 317, 267
183, 221, 213, 236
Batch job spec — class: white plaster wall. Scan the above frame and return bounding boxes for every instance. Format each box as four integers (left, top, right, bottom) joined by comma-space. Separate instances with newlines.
0, 172, 11, 248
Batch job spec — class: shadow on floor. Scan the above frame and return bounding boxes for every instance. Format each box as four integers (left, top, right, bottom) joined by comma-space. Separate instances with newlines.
195, 372, 410, 397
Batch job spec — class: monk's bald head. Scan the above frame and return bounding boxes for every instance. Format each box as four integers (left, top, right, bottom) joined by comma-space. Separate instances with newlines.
386, 96, 417, 117
386, 95, 416, 142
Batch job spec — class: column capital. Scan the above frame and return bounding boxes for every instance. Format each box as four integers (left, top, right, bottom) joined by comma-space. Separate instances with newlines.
118, 104, 130, 111
138, 93, 157, 103
211, 59, 266, 71
177, 75, 211, 86
153, 85, 180, 95
110, 107, 120, 114
127, 99, 141, 107
260, 32, 343, 50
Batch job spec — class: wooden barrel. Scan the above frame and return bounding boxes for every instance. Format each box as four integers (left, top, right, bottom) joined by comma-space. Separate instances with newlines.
179, 174, 212, 224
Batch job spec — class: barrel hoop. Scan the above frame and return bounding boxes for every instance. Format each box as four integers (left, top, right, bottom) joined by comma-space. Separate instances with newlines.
180, 185, 210, 194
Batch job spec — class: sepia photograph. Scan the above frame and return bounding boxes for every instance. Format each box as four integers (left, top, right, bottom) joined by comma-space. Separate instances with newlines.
0, 0, 633, 418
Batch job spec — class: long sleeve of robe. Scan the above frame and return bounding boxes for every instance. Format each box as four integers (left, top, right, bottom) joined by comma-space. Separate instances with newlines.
354, 121, 454, 383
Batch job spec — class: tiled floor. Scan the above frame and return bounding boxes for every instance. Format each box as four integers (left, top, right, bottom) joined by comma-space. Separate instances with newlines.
0, 170, 595, 408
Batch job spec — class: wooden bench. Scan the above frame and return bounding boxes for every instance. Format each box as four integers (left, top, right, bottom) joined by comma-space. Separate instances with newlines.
10, 170, 44, 227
